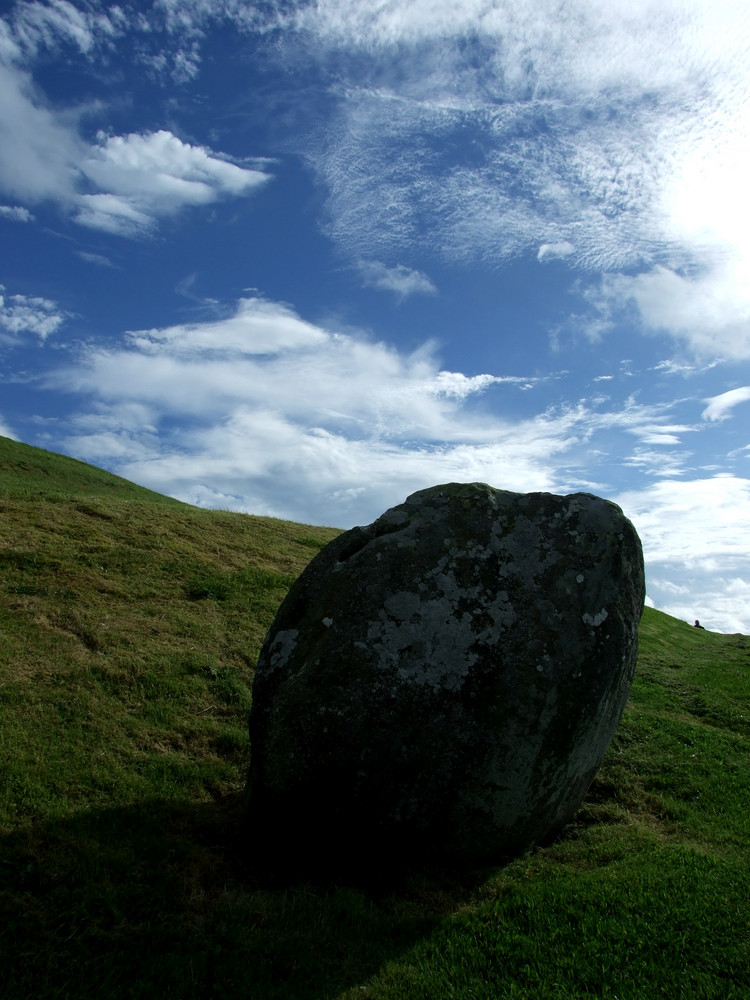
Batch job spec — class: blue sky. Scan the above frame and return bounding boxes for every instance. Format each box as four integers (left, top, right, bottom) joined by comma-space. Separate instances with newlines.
1, 0, 750, 632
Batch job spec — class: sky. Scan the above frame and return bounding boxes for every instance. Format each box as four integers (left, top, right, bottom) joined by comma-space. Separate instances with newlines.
1, 0, 750, 633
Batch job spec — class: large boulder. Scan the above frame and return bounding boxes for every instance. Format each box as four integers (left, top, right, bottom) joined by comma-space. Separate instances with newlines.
245, 483, 645, 866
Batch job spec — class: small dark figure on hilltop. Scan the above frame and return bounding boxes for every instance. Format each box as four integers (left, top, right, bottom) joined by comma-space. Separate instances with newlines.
694, 620, 705, 629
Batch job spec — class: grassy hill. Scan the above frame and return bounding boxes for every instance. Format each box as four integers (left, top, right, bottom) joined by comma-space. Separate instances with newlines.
1, 436, 748, 999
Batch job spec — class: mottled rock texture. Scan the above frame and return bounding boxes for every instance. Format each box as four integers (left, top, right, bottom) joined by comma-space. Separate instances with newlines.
246, 483, 645, 865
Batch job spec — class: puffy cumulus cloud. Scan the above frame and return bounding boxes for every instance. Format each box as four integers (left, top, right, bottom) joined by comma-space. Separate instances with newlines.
0, 64, 269, 230
616, 475, 750, 632
702, 387, 750, 423
76, 130, 271, 236
358, 260, 437, 300
0, 287, 66, 342
538, 242, 574, 263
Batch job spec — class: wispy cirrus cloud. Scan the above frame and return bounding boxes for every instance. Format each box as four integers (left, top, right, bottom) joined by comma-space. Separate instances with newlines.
9, 0, 124, 57
267, 0, 750, 359
76, 250, 116, 268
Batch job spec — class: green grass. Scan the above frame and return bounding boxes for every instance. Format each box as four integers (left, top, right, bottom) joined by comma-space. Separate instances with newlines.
1, 436, 748, 999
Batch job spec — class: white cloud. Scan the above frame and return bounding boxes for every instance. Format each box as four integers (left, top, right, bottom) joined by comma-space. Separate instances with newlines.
76, 130, 272, 236
0, 203, 33, 221
127, 297, 330, 356
616, 475, 750, 632
538, 242, 574, 262
0, 16, 272, 233
76, 250, 116, 268
10, 0, 123, 56
702, 386, 750, 423
264, 0, 750, 358
622, 448, 690, 478
74, 193, 153, 237
648, 574, 750, 635
590, 264, 750, 360
48, 296, 592, 523
627, 423, 695, 447
56, 298, 517, 442
81, 130, 267, 201
9, 0, 208, 82
5, 0, 750, 352
0, 415, 18, 439
358, 260, 437, 300
651, 358, 717, 377
618, 475, 750, 569
0, 287, 66, 341
286, 0, 748, 247
0, 27, 85, 202
41, 292, 716, 537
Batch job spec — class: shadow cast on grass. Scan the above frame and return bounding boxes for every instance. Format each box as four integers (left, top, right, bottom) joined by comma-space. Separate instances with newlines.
0, 795, 487, 1000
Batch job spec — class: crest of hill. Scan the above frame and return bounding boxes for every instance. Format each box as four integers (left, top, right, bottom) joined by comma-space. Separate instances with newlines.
0, 434, 340, 567
0, 435, 186, 504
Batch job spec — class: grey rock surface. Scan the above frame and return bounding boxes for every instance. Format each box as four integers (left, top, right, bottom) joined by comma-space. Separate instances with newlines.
245, 483, 645, 865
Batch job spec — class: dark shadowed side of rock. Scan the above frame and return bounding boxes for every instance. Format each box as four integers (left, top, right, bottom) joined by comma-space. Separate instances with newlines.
245, 483, 645, 870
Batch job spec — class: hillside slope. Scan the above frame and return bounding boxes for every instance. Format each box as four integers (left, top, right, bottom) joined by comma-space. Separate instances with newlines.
0, 435, 340, 823
0, 437, 748, 1000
